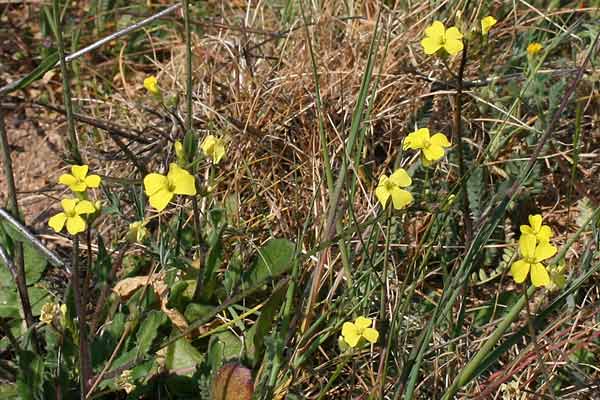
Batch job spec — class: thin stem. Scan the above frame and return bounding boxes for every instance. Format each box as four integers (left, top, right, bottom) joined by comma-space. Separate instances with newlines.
182, 0, 193, 134
50, 1, 82, 164
0, 109, 37, 346
71, 236, 92, 397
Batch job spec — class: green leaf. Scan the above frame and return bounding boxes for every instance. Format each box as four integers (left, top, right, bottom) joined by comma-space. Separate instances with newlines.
252, 283, 286, 363
136, 310, 167, 356
0, 52, 59, 96
243, 239, 295, 288
164, 337, 204, 377
16, 350, 45, 400
208, 331, 242, 371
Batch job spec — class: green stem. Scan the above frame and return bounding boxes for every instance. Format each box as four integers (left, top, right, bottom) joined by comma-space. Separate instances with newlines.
71, 235, 91, 397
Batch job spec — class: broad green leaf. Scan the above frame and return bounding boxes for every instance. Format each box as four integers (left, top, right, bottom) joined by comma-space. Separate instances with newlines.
253, 283, 286, 363
136, 310, 167, 356
208, 331, 242, 371
243, 239, 295, 287
164, 337, 204, 377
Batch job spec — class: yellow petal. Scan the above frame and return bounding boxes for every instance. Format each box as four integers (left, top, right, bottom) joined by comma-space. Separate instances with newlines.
61, 198, 78, 214
520, 225, 535, 236
389, 168, 411, 187
390, 187, 413, 210
344, 333, 360, 348
75, 200, 96, 215
445, 26, 463, 41
511, 259, 530, 283
444, 38, 464, 56
48, 213, 67, 233
534, 242, 557, 262
530, 263, 550, 287
422, 144, 445, 161
481, 16, 497, 34
342, 322, 358, 339
518, 234, 536, 259
404, 128, 430, 150
71, 165, 88, 180
362, 327, 379, 344
149, 189, 174, 212
538, 226, 553, 242
528, 214, 542, 232
66, 215, 86, 235
167, 164, 196, 196
144, 173, 168, 197
212, 142, 226, 164
85, 174, 101, 188
425, 21, 445, 40
430, 133, 451, 148
58, 174, 77, 187
420, 37, 443, 55
375, 185, 391, 208
354, 317, 372, 329
201, 135, 217, 155
144, 76, 159, 95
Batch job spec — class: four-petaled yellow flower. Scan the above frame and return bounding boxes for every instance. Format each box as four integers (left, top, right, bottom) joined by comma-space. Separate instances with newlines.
200, 135, 226, 164
48, 198, 96, 235
403, 128, 451, 165
421, 21, 464, 56
375, 168, 413, 210
520, 214, 553, 243
527, 42, 543, 56
511, 234, 557, 287
143, 163, 196, 211
341, 317, 379, 348
481, 16, 497, 35
144, 76, 160, 95
58, 165, 101, 192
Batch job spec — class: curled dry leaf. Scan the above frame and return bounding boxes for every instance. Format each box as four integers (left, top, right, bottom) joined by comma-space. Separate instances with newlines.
212, 363, 254, 400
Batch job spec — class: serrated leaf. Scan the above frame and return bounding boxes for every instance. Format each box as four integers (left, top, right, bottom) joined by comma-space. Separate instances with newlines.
136, 310, 167, 356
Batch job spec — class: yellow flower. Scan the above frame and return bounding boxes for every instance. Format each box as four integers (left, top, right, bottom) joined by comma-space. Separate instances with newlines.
58, 165, 101, 192
143, 163, 196, 212
375, 168, 413, 210
143, 76, 160, 95
546, 262, 567, 291
520, 214, 553, 243
341, 317, 379, 348
40, 302, 59, 325
200, 135, 226, 164
403, 128, 451, 164
481, 16, 497, 35
527, 42, 543, 56
421, 21, 464, 56
511, 234, 557, 287
48, 198, 96, 235
127, 221, 148, 243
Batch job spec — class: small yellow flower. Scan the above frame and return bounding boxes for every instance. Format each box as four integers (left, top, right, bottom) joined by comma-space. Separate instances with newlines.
403, 128, 451, 164
143, 76, 160, 95
127, 221, 148, 243
375, 168, 413, 210
117, 370, 136, 394
481, 16, 497, 35
511, 234, 557, 287
341, 317, 379, 348
546, 262, 567, 291
421, 21, 464, 56
200, 135, 226, 164
40, 302, 59, 325
527, 42, 543, 56
58, 165, 101, 192
143, 163, 196, 212
48, 198, 96, 235
174, 140, 185, 159
520, 214, 553, 243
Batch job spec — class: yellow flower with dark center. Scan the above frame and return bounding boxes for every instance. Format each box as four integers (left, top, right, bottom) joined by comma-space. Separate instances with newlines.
143, 163, 196, 211
58, 165, 101, 192
421, 21, 464, 56
48, 198, 96, 235
200, 135, 226, 164
481, 16, 497, 35
520, 214, 553, 243
144, 76, 160, 95
375, 168, 413, 210
511, 234, 557, 287
403, 128, 451, 164
527, 42, 543, 55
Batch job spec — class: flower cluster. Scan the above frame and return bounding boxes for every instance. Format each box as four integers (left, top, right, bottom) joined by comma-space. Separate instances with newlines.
511, 214, 557, 287
49, 165, 101, 235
